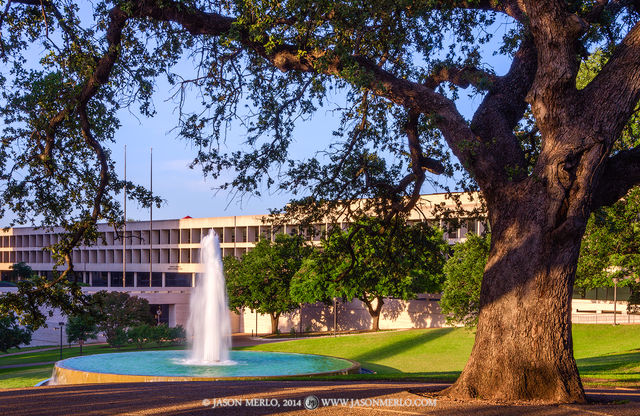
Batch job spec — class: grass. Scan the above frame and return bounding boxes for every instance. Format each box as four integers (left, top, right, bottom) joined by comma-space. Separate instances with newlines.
2, 324, 640, 389
244, 327, 473, 376
573, 325, 640, 385
243, 328, 471, 377
245, 324, 640, 386
0, 365, 53, 389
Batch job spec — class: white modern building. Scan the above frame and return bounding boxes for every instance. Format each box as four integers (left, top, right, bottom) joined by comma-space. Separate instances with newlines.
0, 192, 633, 345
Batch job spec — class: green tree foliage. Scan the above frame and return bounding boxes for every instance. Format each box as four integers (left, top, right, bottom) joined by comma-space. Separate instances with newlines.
127, 324, 152, 349
224, 234, 311, 333
0, 313, 32, 352
9, 262, 35, 281
127, 323, 186, 348
440, 233, 490, 327
576, 187, 640, 293
0, 262, 88, 328
291, 217, 448, 331
65, 313, 99, 355
90, 290, 153, 347
442, 186, 640, 324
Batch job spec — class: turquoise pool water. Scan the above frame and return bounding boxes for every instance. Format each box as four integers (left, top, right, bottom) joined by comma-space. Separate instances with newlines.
56, 350, 354, 378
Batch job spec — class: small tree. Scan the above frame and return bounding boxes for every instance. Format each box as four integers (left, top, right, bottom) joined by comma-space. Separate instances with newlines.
66, 313, 99, 355
224, 234, 311, 334
440, 233, 491, 327
168, 325, 186, 345
127, 324, 152, 349
9, 262, 35, 282
0, 314, 32, 352
292, 217, 448, 331
90, 291, 153, 347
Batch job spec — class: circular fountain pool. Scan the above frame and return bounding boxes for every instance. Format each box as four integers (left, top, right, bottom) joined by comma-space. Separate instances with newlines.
52, 350, 360, 385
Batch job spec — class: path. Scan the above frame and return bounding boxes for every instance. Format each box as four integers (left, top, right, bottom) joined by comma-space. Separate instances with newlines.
0, 361, 56, 370
0, 347, 59, 357
1, 381, 639, 415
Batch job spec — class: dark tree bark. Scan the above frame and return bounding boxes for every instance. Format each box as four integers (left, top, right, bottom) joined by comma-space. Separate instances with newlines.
441, 2, 640, 403
445, 186, 588, 402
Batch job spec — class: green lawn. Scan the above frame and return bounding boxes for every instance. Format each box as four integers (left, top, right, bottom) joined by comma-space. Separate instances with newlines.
0, 365, 53, 389
245, 324, 640, 385
2, 324, 639, 389
245, 327, 472, 378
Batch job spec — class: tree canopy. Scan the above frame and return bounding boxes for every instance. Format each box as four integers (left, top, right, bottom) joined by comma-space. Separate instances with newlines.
224, 233, 311, 333
291, 217, 447, 330
66, 312, 99, 354
0, 313, 32, 352
89, 290, 153, 346
577, 186, 640, 292
1, 0, 640, 402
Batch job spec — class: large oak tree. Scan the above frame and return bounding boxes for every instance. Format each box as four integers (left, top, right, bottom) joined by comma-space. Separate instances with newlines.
1, 0, 640, 403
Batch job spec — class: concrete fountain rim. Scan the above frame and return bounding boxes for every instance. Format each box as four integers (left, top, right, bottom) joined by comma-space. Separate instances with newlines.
52, 350, 361, 384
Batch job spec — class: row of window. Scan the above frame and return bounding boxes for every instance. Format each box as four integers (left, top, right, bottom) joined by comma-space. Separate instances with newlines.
0, 219, 486, 250
0, 246, 253, 265
45, 271, 192, 287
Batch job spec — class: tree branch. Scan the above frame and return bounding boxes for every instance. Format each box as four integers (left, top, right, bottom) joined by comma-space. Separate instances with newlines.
591, 146, 640, 209
425, 64, 498, 90
582, 21, 640, 146
524, 0, 586, 130
471, 38, 537, 192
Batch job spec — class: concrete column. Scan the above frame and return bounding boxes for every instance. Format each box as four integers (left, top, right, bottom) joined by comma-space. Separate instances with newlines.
168, 304, 176, 327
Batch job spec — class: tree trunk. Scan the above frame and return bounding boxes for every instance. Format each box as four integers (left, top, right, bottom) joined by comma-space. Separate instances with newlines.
371, 311, 381, 332
363, 297, 384, 331
445, 190, 588, 403
270, 313, 280, 334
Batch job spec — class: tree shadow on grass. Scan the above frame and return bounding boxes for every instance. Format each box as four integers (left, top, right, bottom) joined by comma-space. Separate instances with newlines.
353, 327, 455, 364
577, 351, 640, 380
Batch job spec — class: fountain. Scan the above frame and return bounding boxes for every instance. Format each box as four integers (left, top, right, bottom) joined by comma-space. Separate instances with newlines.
50, 231, 359, 385
186, 232, 231, 364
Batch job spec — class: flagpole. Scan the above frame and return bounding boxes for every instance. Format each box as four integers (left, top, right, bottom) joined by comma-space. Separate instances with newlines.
123, 145, 126, 288
149, 147, 153, 287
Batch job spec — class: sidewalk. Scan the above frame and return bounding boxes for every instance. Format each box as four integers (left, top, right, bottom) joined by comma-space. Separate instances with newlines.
0, 361, 56, 370
0, 347, 59, 357
2, 380, 639, 415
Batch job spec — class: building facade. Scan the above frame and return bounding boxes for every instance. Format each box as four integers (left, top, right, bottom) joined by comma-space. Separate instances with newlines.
0, 193, 483, 337
0, 192, 631, 344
